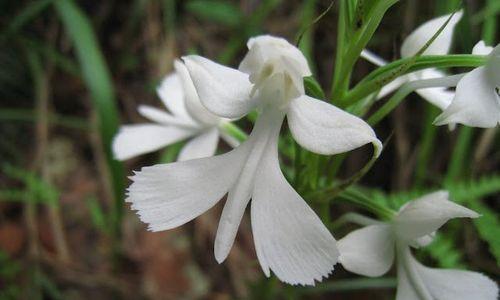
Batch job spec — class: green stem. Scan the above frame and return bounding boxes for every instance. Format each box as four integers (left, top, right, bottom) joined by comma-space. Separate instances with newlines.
445, 127, 474, 183
367, 74, 463, 126
344, 55, 485, 105
219, 121, 248, 143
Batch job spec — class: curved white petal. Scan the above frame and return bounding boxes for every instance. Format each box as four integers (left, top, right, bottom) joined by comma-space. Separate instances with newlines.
174, 60, 221, 125
413, 69, 455, 110
394, 191, 479, 242
287, 95, 382, 157
416, 261, 499, 300
250, 123, 338, 286
338, 224, 395, 277
156, 72, 190, 118
377, 75, 410, 99
472, 41, 494, 55
126, 146, 249, 232
401, 11, 463, 58
434, 67, 500, 128
177, 128, 220, 162
361, 49, 388, 67
214, 109, 284, 263
182, 55, 256, 119
396, 244, 434, 300
137, 105, 197, 127
112, 124, 195, 160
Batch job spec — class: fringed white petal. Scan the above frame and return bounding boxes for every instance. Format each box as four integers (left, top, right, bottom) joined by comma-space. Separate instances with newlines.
214, 109, 284, 263
112, 124, 195, 160
338, 224, 395, 277
251, 126, 338, 285
287, 95, 382, 157
183, 55, 256, 119
177, 128, 220, 162
126, 147, 248, 232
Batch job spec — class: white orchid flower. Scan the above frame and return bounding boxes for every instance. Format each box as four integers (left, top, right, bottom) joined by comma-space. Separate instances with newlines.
361, 11, 463, 110
127, 35, 382, 285
338, 191, 499, 300
112, 60, 239, 162
434, 42, 500, 127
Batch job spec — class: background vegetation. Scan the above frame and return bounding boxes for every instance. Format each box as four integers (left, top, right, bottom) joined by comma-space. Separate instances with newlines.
0, 0, 498, 299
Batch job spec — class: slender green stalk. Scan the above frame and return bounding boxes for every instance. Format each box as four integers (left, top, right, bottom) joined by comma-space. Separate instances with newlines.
331, 0, 349, 98
367, 74, 463, 126
482, 0, 497, 45
332, 0, 399, 102
414, 104, 440, 187
219, 121, 248, 143
53, 0, 125, 248
445, 127, 474, 183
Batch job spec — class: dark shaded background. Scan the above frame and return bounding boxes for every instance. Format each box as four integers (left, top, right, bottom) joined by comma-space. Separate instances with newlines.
0, 0, 498, 299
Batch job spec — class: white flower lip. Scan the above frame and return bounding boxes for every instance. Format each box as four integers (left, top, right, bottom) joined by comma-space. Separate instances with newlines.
337, 191, 498, 300
128, 34, 383, 286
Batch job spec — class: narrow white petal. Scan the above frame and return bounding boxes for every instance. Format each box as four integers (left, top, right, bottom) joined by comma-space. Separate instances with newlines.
156, 72, 190, 118
214, 108, 284, 263
416, 261, 499, 300
434, 67, 500, 128
177, 128, 220, 161
182, 55, 256, 119
251, 126, 338, 285
126, 146, 249, 232
338, 224, 395, 277
361, 49, 388, 67
137, 105, 196, 127
112, 124, 195, 160
287, 95, 382, 157
401, 11, 463, 58
394, 191, 479, 241
174, 60, 221, 125
414, 69, 455, 110
396, 246, 430, 300
377, 75, 410, 99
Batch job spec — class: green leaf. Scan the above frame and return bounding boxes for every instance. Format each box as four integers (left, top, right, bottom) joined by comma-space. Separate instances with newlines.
186, 0, 243, 27
54, 0, 125, 235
